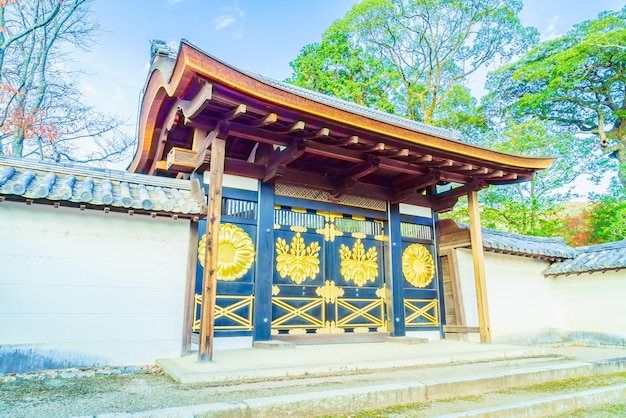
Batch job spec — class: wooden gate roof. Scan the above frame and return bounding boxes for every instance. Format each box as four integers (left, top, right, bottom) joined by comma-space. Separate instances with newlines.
130, 40, 553, 212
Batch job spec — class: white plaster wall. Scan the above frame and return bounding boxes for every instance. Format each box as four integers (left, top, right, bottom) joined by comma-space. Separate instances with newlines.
454, 247, 626, 343
554, 270, 626, 338
0, 201, 190, 369
455, 249, 559, 339
203, 172, 259, 192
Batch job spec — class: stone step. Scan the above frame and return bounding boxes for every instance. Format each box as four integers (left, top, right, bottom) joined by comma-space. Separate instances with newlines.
435, 384, 626, 417
100, 357, 626, 417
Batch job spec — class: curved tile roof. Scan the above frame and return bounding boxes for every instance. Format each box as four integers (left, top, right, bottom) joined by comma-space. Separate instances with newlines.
456, 223, 578, 260
0, 156, 203, 218
544, 241, 626, 276
481, 228, 577, 260
130, 40, 554, 174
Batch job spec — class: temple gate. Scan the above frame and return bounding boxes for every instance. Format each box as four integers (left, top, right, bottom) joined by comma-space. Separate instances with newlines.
272, 206, 386, 335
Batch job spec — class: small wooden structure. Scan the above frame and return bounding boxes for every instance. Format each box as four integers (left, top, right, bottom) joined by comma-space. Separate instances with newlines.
131, 40, 553, 360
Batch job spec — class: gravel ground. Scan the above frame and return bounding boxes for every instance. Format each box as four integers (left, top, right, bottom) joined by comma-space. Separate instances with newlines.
1, 346, 625, 417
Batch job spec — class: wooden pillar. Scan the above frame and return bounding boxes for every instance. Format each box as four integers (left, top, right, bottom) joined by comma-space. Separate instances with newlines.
198, 138, 226, 361
387, 203, 406, 336
253, 182, 275, 341
467, 190, 491, 343
181, 221, 199, 355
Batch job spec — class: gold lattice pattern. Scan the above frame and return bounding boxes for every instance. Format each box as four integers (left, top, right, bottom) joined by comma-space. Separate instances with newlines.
192, 294, 254, 331
402, 244, 435, 288
335, 298, 386, 330
271, 297, 325, 332
198, 223, 255, 281
275, 232, 321, 284
404, 298, 439, 327
274, 184, 386, 211
339, 239, 378, 286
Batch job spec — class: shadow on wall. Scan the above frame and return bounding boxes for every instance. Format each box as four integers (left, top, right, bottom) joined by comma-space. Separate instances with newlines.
492, 329, 626, 348
0, 346, 107, 375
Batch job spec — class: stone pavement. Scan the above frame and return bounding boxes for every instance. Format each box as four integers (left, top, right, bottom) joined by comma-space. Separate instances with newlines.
4, 339, 625, 417
157, 339, 550, 384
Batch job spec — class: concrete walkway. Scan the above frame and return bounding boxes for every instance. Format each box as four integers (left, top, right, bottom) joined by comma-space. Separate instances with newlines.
158, 339, 549, 383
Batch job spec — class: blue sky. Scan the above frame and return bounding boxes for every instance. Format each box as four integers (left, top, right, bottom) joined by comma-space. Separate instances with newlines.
75, 0, 625, 141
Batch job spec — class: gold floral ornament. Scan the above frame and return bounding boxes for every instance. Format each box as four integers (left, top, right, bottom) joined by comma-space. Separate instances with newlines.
339, 239, 378, 287
402, 244, 435, 288
197, 223, 255, 281
275, 233, 321, 284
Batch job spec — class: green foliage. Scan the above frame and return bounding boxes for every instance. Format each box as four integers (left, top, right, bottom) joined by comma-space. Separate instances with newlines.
444, 120, 597, 237
587, 181, 626, 243
287, 31, 396, 113
485, 6, 626, 190
287, 0, 536, 128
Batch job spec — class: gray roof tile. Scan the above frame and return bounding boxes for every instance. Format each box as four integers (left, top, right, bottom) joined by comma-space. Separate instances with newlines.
544, 241, 626, 276
0, 156, 203, 217
457, 223, 578, 260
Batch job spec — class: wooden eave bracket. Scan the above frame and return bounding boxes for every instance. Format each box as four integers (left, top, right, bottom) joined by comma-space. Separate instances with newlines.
263, 138, 306, 183
180, 78, 213, 120
432, 179, 487, 213
222, 103, 247, 121
391, 170, 441, 203
195, 121, 230, 170
331, 156, 380, 198
251, 112, 278, 127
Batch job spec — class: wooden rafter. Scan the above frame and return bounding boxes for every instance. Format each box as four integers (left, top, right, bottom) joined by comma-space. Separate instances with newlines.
263, 138, 306, 184
391, 170, 441, 203
222, 103, 247, 120
251, 112, 278, 127
331, 156, 380, 198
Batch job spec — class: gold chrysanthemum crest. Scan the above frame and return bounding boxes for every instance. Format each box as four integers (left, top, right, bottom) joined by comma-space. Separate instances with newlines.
198, 223, 255, 281
402, 244, 434, 288
339, 239, 378, 287
275, 232, 321, 284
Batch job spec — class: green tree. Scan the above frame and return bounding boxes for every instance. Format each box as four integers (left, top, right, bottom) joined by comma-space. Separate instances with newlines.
443, 120, 597, 236
288, 0, 537, 127
0, 0, 132, 164
586, 180, 626, 243
287, 31, 396, 114
485, 6, 626, 191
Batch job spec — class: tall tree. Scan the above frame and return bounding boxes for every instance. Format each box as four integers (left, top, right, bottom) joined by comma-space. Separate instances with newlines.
443, 119, 596, 237
288, 0, 537, 127
485, 6, 626, 190
0, 0, 132, 164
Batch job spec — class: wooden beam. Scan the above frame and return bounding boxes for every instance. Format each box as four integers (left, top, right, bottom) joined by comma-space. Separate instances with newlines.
251, 112, 277, 127
263, 138, 306, 183
467, 190, 491, 343
192, 128, 209, 152
181, 221, 199, 355
167, 147, 197, 172
433, 179, 486, 202
275, 120, 305, 134
223, 103, 247, 120
385, 148, 410, 158
195, 121, 230, 170
181, 78, 213, 120
443, 325, 479, 333
391, 170, 441, 203
198, 137, 226, 362
331, 156, 380, 197
305, 127, 330, 140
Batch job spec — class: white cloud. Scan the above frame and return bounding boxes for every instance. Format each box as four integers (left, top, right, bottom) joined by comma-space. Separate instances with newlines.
543, 15, 562, 41
168, 0, 184, 4
213, 1, 245, 32
214, 15, 236, 31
